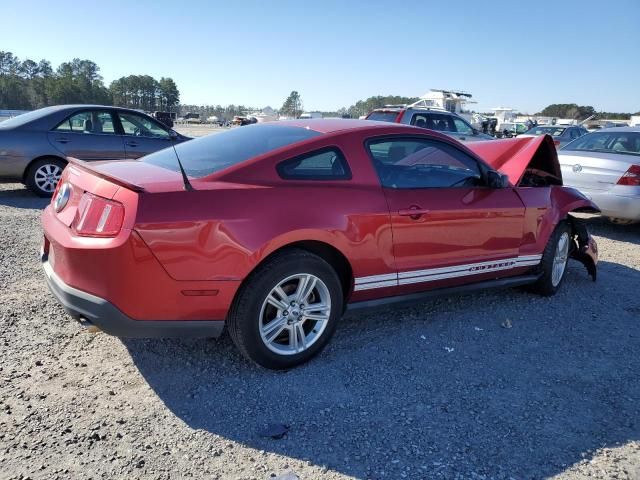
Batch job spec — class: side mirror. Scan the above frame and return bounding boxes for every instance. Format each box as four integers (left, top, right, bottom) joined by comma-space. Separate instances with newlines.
487, 170, 509, 188
168, 130, 178, 140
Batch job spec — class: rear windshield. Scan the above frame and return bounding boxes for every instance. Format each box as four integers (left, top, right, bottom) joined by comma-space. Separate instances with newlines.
142, 124, 321, 177
524, 126, 566, 137
562, 131, 640, 156
367, 111, 400, 122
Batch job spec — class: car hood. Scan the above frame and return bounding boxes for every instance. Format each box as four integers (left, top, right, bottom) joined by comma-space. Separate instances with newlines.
465, 134, 562, 186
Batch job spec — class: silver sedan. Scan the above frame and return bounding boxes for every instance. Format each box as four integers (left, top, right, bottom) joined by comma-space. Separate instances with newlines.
0, 105, 189, 196
559, 127, 640, 223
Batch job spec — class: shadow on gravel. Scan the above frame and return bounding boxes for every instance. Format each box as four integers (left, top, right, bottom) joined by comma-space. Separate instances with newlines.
124, 259, 640, 479
0, 185, 48, 210
584, 216, 640, 245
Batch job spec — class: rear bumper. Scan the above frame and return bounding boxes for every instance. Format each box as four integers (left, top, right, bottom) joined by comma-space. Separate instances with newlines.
584, 189, 640, 221
42, 254, 225, 338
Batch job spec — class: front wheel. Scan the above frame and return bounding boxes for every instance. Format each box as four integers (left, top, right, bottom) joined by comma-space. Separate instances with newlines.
25, 158, 65, 197
227, 249, 343, 369
530, 222, 572, 296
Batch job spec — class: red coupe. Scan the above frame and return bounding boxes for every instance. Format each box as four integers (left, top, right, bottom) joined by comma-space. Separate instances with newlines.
41, 120, 599, 369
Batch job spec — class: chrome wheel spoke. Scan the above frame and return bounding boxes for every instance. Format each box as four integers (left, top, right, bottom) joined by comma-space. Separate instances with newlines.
295, 274, 316, 303
266, 293, 288, 311
295, 323, 306, 351
290, 325, 299, 351
302, 302, 330, 322
264, 317, 288, 343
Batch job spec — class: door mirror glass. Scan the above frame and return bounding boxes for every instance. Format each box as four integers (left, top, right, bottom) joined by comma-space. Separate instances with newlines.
487, 170, 509, 188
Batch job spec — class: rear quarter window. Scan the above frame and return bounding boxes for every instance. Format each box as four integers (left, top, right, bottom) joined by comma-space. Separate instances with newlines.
142, 124, 321, 177
277, 148, 351, 180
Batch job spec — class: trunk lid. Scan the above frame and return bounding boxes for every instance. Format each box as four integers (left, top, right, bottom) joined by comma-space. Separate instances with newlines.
66, 157, 189, 193
558, 151, 636, 192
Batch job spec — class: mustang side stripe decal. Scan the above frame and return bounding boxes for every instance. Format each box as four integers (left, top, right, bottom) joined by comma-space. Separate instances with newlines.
353, 255, 542, 291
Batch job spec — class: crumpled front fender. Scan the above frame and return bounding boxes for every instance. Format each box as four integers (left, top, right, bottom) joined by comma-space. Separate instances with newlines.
567, 215, 598, 281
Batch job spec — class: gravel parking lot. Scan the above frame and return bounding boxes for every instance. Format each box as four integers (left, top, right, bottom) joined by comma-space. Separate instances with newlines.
1, 182, 639, 480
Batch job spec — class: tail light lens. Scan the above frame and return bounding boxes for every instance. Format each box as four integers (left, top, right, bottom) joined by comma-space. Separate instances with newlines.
553, 140, 561, 147
617, 165, 640, 186
72, 193, 124, 237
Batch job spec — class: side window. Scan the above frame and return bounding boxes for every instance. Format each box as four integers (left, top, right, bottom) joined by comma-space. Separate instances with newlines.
118, 112, 170, 139
277, 148, 351, 180
54, 111, 116, 135
569, 128, 581, 139
430, 115, 455, 132
452, 117, 473, 135
366, 138, 482, 189
411, 114, 429, 129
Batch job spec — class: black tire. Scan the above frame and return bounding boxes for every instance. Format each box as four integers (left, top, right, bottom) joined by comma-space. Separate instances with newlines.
530, 221, 572, 296
25, 157, 66, 197
227, 248, 344, 370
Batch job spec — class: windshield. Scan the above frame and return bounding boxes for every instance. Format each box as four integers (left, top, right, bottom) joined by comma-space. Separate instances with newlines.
0, 106, 59, 129
367, 111, 400, 122
562, 131, 640, 156
142, 124, 322, 177
524, 126, 566, 137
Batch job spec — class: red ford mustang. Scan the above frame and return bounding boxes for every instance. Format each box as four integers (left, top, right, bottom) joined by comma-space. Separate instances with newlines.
41, 120, 599, 369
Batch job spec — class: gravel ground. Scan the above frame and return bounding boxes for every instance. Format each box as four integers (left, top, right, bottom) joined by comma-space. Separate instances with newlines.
1, 182, 639, 480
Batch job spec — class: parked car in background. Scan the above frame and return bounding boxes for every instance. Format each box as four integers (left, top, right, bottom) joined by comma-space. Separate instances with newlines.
42, 120, 598, 369
152, 111, 175, 128
520, 125, 588, 148
559, 127, 640, 224
232, 115, 257, 126
0, 105, 190, 196
365, 106, 494, 142
496, 122, 530, 138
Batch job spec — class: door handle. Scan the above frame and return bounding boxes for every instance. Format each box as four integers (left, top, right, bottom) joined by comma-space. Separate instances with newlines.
398, 206, 430, 219
459, 136, 466, 141
54, 137, 69, 144
126, 141, 139, 147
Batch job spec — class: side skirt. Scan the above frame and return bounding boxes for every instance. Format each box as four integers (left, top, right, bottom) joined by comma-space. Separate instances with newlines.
347, 273, 542, 312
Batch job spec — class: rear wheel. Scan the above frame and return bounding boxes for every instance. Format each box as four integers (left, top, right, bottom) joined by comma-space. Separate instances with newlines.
530, 222, 572, 296
25, 158, 65, 197
227, 249, 343, 369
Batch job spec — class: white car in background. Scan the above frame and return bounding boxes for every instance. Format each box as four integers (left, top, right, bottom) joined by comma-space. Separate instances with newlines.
559, 127, 640, 224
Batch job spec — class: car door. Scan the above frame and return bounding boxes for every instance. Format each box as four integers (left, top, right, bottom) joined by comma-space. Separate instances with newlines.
366, 136, 527, 293
47, 109, 125, 160
116, 111, 174, 159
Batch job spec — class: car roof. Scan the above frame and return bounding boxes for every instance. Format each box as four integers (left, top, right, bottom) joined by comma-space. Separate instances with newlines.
40, 104, 150, 114
594, 126, 640, 132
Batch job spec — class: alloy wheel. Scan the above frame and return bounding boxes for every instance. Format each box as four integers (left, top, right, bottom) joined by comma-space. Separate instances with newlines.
259, 273, 331, 355
34, 164, 63, 193
551, 232, 570, 287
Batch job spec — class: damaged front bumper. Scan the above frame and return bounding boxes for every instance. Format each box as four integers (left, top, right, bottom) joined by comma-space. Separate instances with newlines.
568, 216, 598, 281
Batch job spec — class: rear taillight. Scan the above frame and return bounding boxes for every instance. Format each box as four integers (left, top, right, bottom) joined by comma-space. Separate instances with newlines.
617, 165, 640, 186
553, 140, 561, 147
72, 193, 124, 237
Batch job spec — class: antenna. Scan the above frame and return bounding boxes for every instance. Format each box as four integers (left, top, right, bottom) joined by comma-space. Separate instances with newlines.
171, 141, 194, 191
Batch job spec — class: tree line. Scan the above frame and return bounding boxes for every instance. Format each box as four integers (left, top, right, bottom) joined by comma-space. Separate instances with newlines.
0, 51, 180, 112
2, 53, 636, 121
537, 103, 637, 120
